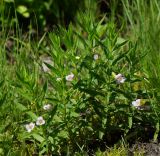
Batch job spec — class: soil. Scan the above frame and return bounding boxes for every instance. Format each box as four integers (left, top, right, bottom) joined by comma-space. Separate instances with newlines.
129, 142, 160, 156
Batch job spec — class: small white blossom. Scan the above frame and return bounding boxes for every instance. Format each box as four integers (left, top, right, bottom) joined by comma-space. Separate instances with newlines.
36, 116, 45, 126
132, 99, 151, 110
56, 77, 62, 82
132, 99, 141, 108
66, 73, 74, 81
43, 104, 52, 111
25, 122, 35, 132
115, 73, 126, 84
93, 54, 99, 60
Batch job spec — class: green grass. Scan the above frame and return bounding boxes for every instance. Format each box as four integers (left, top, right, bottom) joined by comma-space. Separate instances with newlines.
122, 0, 160, 142
95, 145, 145, 156
0, 0, 160, 155
122, 0, 160, 91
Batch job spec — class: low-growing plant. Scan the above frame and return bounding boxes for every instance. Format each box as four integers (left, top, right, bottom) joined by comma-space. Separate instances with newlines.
1, 3, 160, 155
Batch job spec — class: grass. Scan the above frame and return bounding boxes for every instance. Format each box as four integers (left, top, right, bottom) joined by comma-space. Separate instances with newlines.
122, 0, 160, 91
95, 145, 145, 156
0, 0, 160, 155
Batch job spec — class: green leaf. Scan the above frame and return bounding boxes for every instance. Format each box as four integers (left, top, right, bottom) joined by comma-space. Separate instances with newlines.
47, 105, 58, 124
73, 30, 88, 47
32, 133, 45, 143
44, 62, 60, 75
111, 87, 132, 99
16, 5, 30, 18
116, 37, 126, 44
90, 71, 106, 83
19, 132, 31, 140
112, 50, 130, 66
58, 130, 68, 139
0, 80, 4, 88
15, 103, 27, 111
45, 98, 60, 102
113, 40, 128, 51
0, 93, 7, 107
22, 12, 30, 18
153, 122, 159, 142
134, 116, 143, 121
99, 131, 104, 139
26, 111, 38, 120
38, 32, 47, 49
43, 81, 48, 94
70, 112, 79, 117
80, 56, 92, 69
16, 88, 33, 102
87, 97, 105, 117
128, 116, 132, 129
53, 115, 62, 123
4, 0, 14, 2
16, 71, 31, 89
79, 88, 104, 96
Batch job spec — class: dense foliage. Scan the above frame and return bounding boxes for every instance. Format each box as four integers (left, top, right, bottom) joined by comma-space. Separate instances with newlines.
0, 0, 160, 155
2, 0, 90, 31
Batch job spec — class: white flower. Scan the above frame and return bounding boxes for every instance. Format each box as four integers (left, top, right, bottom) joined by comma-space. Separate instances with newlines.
43, 104, 52, 110
132, 99, 151, 110
93, 54, 99, 60
66, 73, 74, 81
115, 73, 126, 84
25, 122, 35, 132
56, 77, 62, 82
36, 116, 45, 126
132, 99, 141, 108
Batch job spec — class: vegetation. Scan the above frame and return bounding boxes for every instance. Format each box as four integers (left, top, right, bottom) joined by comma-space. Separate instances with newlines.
1, 0, 94, 31
0, 0, 160, 155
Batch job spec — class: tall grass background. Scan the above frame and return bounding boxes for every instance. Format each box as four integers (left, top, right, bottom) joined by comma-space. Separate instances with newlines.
122, 0, 160, 92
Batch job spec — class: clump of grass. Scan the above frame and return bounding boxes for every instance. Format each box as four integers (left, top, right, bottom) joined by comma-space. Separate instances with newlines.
95, 142, 146, 156
95, 144, 127, 156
